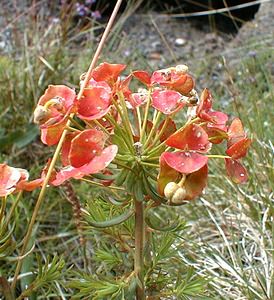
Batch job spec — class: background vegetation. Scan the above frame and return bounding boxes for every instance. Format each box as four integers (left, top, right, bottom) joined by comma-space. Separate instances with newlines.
0, 0, 273, 299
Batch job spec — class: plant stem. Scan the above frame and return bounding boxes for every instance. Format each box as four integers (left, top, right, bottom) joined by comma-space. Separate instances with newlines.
11, 0, 123, 290
140, 89, 152, 144
0, 277, 15, 300
134, 199, 145, 300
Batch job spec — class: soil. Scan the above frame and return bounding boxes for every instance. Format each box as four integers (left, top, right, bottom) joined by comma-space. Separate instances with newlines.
0, 1, 273, 81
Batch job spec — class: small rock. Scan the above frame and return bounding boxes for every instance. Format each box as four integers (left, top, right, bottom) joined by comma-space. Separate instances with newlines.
175, 38, 186, 47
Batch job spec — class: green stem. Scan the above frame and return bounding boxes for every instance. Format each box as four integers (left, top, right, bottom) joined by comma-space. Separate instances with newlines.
5, 192, 22, 225
143, 111, 162, 150
0, 196, 7, 222
207, 154, 231, 159
112, 98, 134, 147
80, 178, 125, 191
134, 199, 145, 300
140, 89, 152, 144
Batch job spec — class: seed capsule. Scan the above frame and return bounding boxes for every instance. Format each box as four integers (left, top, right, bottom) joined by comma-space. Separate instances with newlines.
33, 105, 50, 124
171, 187, 187, 204
164, 182, 179, 200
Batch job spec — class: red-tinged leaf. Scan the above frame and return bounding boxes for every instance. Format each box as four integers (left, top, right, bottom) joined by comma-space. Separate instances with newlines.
162, 151, 208, 174
152, 89, 183, 114
226, 138, 251, 159
207, 111, 228, 129
166, 124, 210, 152
51, 166, 84, 186
69, 129, 106, 168
132, 70, 151, 85
78, 145, 118, 175
128, 92, 147, 108
61, 132, 79, 166
40, 117, 67, 146
16, 178, 44, 192
228, 118, 246, 147
158, 155, 179, 196
225, 158, 248, 184
77, 86, 111, 120
91, 62, 126, 84
52, 145, 118, 186
196, 88, 212, 116
184, 165, 208, 200
0, 164, 21, 197
158, 118, 176, 143
38, 85, 76, 108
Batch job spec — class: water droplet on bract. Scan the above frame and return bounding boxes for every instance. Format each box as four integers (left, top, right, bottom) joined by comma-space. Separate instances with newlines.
196, 132, 202, 138
181, 162, 184, 166
185, 152, 190, 157
97, 106, 102, 110
85, 138, 89, 142
92, 150, 97, 154
240, 173, 245, 177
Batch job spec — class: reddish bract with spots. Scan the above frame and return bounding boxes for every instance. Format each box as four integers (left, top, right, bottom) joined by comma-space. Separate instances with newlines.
151, 67, 194, 95
69, 129, 107, 168
161, 151, 208, 174
225, 158, 248, 184
226, 137, 252, 159
52, 145, 118, 186
91, 62, 126, 85
224, 118, 251, 183
77, 81, 111, 120
152, 89, 184, 114
166, 123, 211, 152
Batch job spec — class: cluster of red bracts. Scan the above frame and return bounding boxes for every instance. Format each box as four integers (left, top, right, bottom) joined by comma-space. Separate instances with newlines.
1, 62, 251, 203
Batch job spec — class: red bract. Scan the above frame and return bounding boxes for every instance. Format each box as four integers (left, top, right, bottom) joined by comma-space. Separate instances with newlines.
91, 62, 126, 85
226, 118, 251, 159
52, 145, 118, 186
0, 164, 44, 196
128, 90, 148, 108
225, 158, 248, 184
132, 70, 152, 86
226, 138, 252, 159
35, 85, 76, 146
152, 89, 184, 114
77, 80, 111, 120
69, 129, 107, 168
227, 118, 247, 147
0, 164, 21, 197
224, 118, 251, 183
41, 118, 67, 146
151, 66, 194, 95
161, 151, 208, 174
166, 123, 210, 152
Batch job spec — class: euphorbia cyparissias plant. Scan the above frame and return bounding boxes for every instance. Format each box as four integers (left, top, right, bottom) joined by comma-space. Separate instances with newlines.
30, 62, 251, 202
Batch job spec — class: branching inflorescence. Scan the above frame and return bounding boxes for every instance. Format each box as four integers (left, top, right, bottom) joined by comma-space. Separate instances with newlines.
0, 62, 251, 299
